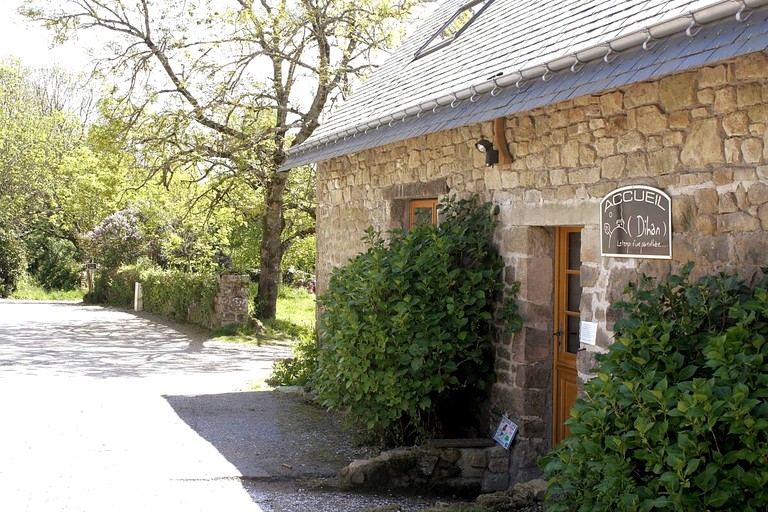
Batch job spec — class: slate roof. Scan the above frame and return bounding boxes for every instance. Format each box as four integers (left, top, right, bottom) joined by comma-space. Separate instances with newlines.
281, 0, 768, 170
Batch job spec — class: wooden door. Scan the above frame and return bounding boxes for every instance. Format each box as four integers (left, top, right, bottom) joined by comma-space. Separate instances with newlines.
553, 226, 582, 444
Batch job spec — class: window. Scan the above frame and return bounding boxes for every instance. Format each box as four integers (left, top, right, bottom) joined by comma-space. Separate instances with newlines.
409, 199, 438, 227
415, 0, 493, 58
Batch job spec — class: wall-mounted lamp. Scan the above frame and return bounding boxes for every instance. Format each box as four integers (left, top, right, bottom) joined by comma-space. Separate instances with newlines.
475, 138, 499, 167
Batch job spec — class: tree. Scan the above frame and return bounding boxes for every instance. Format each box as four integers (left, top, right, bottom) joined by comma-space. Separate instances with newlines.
22, 0, 417, 319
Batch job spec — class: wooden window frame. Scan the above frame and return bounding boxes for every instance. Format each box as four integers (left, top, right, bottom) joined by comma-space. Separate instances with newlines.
409, 198, 438, 228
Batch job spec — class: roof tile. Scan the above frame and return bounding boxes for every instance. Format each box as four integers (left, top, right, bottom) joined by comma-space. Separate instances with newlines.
282, 1, 768, 170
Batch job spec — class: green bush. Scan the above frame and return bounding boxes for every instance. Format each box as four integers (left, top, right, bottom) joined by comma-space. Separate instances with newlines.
28, 237, 82, 291
92, 262, 219, 327
0, 229, 26, 298
541, 263, 768, 511
266, 333, 319, 387
315, 196, 521, 447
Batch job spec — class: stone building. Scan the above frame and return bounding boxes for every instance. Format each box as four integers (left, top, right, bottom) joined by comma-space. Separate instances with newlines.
281, 0, 768, 486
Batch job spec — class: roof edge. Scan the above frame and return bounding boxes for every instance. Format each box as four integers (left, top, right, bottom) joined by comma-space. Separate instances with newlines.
282, 0, 768, 171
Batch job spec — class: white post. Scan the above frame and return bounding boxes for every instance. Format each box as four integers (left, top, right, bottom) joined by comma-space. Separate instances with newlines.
134, 282, 143, 311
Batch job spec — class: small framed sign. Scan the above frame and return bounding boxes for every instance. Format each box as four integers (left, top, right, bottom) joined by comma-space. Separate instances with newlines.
493, 415, 518, 450
600, 185, 672, 259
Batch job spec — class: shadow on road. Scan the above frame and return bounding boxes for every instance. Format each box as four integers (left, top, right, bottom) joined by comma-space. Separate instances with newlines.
164, 390, 370, 481
0, 302, 285, 379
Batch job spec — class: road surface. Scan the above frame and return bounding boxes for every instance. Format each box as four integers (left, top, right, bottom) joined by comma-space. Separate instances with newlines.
0, 300, 288, 512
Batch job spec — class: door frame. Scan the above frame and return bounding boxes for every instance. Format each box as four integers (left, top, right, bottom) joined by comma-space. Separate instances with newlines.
552, 226, 582, 444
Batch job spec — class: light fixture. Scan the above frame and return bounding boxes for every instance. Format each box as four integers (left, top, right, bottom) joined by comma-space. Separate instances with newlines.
475, 138, 499, 166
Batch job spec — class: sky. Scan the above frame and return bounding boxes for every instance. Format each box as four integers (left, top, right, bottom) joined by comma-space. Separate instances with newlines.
0, 1, 92, 72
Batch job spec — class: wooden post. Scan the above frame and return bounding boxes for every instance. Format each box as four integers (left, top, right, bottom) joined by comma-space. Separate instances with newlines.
494, 117, 514, 164
134, 282, 143, 311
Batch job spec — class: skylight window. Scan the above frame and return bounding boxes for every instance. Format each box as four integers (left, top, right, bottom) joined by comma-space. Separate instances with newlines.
415, 0, 493, 59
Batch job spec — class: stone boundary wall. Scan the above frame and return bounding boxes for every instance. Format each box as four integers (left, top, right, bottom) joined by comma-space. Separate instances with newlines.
316, 50, 768, 484
213, 274, 250, 328
339, 440, 510, 494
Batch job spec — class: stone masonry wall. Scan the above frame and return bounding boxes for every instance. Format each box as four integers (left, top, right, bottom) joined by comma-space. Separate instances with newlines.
316, 50, 768, 484
213, 274, 250, 328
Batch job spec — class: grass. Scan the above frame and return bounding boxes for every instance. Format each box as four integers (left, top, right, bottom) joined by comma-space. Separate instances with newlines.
211, 285, 316, 345
9, 275, 86, 301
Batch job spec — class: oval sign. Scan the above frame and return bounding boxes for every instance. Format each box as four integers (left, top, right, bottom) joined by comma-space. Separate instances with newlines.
600, 185, 672, 259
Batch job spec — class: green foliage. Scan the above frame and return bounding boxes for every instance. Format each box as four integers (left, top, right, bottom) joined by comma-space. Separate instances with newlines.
315, 196, 520, 447
266, 334, 319, 388
11, 274, 85, 301
541, 263, 768, 512
27, 236, 82, 291
0, 228, 27, 298
92, 261, 219, 327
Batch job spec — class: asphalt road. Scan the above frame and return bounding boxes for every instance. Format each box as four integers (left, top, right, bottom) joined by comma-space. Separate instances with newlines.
0, 300, 292, 512
0, 300, 462, 512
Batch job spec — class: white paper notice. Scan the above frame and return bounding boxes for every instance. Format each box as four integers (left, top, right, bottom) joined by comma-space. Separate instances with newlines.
580, 321, 597, 346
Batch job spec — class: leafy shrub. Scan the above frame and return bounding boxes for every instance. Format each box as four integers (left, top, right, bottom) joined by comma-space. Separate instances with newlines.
541, 263, 768, 511
315, 196, 521, 447
92, 261, 219, 327
84, 209, 146, 269
0, 228, 26, 298
28, 237, 82, 291
266, 333, 319, 387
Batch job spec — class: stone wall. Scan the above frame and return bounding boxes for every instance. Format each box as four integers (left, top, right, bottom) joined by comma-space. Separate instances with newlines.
213, 274, 250, 328
339, 440, 510, 495
316, 50, 768, 483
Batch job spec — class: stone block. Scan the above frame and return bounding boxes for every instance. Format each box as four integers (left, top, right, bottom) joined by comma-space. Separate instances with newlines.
669, 111, 690, 129
440, 448, 461, 464
606, 114, 628, 132
718, 212, 761, 233
696, 235, 731, 262
624, 82, 659, 108
579, 145, 597, 165
600, 154, 626, 179
759, 204, 768, 229
748, 183, 768, 206
680, 119, 724, 167
734, 233, 768, 266
713, 167, 733, 186
749, 104, 768, 123
734, 51, 768, 80
673, 195, 695, 232
663, 131, 685, 146
719, 192, 739, 213
569, 167, 600, 184
488, 456, 509, 474
659, 72, 697, 111
742, 138, 764, 164
594, 138, 616, 157
481, 472, 510, 493
600, 91, 624, 115
714, 87, 736, 114
699, 64, 727, 88
462, 450, 488, 469
737, 83, 762, 108
697, 88, 714, 105
648, 147, 680, 176
722, 112, 750, 136
617, 131, 645, 153
695, 188, 719, 214
561, 139, 580, 168
514, 364, 550, 389
635, 105, 668, 134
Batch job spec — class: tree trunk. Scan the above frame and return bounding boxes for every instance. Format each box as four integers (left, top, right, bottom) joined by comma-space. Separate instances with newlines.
256, 171, 288, 320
